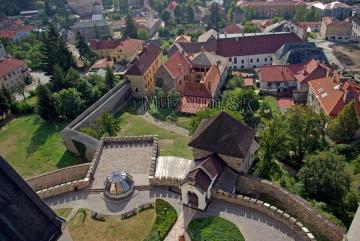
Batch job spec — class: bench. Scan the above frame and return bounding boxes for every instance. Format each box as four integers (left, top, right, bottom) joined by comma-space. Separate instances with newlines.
91, 211, 105, 221
138, 202, 154, 211
120, 208, 137, 219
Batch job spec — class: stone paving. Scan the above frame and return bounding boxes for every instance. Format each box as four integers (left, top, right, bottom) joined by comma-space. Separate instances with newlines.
91, 141, 154, 188
155, 156, 193, 180
47, 188, 303, 241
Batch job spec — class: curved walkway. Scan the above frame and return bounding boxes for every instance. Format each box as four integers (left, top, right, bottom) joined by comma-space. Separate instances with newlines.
47, 187, 303, 241
140, 112, 189, 136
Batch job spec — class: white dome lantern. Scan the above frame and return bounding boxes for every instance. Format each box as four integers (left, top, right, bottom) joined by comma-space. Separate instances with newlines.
104, 171, 134, 199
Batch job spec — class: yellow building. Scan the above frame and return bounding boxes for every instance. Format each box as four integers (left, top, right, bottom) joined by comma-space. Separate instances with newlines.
89, 38, 143, 62
125, 43, 162, 97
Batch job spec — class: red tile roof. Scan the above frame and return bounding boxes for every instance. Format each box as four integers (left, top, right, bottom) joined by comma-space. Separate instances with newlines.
308, 77, 346, 116
125, 43, 162, 76
216, 32, 302, 57
176, 96, 211, 114
0, 58, 26, 78
224, 23, 242, 34
163, 51, 191, 80
244, 78, 254, 87
295, 59, 330, 84
259, 65, 297, 82
167, 1, 177, 10
90, 39, 121, 50
0, 30, 17, 39
175, 34, 191, 43
182, 64, 220, 98
277, 98, 295, 111
90, 58, 114, 70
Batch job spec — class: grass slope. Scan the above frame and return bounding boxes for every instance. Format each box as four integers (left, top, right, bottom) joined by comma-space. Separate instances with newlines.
117, 112, 193, 159
68, 209, 155, 241
0, 114, 82, 177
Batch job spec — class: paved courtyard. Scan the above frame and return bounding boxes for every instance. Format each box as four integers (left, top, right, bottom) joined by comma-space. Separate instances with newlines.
91, 141, 154, 189
48, 188, 304, 241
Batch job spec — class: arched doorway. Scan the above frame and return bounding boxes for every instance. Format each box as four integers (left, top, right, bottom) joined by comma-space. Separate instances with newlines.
188, 192, 199, 208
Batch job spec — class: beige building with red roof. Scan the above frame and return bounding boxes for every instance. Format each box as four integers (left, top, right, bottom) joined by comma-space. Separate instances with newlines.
89, 38, 143, 62
259, 59, 332, 101
155, 50, 228, 113
237, 0, 306, 19
125, 43, 162, 97
307, 76, 360, 117
0, 58, 28, 90
175, 34, 192, 43
320, 16, 352, 42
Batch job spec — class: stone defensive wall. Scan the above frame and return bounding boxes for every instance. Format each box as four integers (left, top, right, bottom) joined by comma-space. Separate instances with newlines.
26, 163, 91, 199
236, 174, 346, 241
211, 189, 316, 241
60, 81, 132, 161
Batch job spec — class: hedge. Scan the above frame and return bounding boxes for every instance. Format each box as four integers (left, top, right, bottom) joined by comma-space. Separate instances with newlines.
188, 216, 245, 241
144, 199, 177, 241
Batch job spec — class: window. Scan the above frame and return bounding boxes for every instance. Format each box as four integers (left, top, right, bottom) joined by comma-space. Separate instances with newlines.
135, 88, 139, 92
270, 57, 272, 61
229, 58, 232, 62
234, 58, 237, 64
241, 65, 244, 69
265, 57, 267, 62
241, 60, 244, 64
256, 58, 259, 62
250, 59, 253, 63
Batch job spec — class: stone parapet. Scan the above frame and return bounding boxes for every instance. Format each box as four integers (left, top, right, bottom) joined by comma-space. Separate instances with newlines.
149, 176, 183, 187
26, 163, 91, 191
236, 174, 345, 241
211, 189, 316, 241
26, 163, 91, 199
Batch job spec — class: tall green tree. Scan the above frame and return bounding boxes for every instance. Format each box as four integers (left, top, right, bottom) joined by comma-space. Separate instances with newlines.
36, 84, 57, 121
75, 31, 92, 59
97, 112, 120, 137
254, 115, 288, 180
161, 10, 171, 24
186, 5, 195, 23
105, 65, 116, 90
208, 3, 222, 30
123, 15, 138, 39
299, 151, 350, 204
40, 24, 75, 75
285, 105, 324, 164
327, 101, 359, 143
0, 88, 13, 118
224, 76, 244, 90
51, 65, 67, 91
53, 88, 85, 120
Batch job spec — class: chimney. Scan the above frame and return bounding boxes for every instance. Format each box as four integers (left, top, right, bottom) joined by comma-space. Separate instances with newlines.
216, 60, 221, 69
236, 37, 238, 42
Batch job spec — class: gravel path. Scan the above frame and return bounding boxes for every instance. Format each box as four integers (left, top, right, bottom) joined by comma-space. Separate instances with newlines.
47, 188, 303, 241
140, 112, 189, 136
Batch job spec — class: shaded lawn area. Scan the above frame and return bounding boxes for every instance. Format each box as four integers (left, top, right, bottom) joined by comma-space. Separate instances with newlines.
68, 209, 156, 241
117, 112, 193, 159
149, 105, 192, 130
0, 114, 83, 177
345, 159, 360, 198
54, 208, 72, 219
188, 216, 245, 241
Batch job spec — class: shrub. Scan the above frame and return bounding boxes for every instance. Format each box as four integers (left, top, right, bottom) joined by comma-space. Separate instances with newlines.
11, 101, 34, 115
144, 199, 177, 241
188, 216, 245, 241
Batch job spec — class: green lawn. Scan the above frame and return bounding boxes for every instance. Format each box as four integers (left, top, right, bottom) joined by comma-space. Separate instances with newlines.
54, 208, 72, 219
69, 209, 155, 241
0, 114, 82, 177
117, 112, 193, 159
149, 104, 192, 130
188, 216, 245, 241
